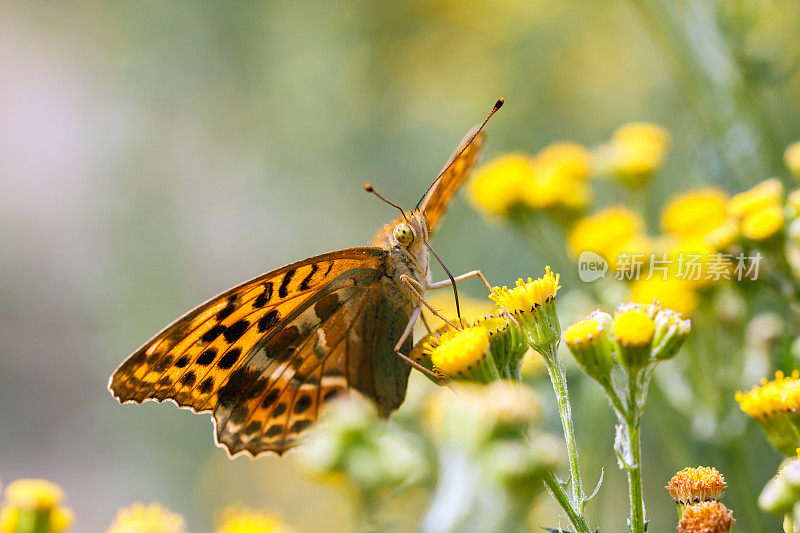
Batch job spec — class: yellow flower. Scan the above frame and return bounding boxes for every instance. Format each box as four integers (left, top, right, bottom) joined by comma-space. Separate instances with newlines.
567, 206, 645, 264
4, 480, 64, 511
535, 141, 592, 182
677, 501, 735, 533
606, 122, 671, 185
740, 204, 784, 241
489, 266, 561, 311
666, 467, 727, 511
736, 371, 800, 419
736, 371, 800, 456
468, 153, 534, 217
489, 267, 562, 353
523, 142, 593, 211
0, 479, 73, 533
728, 178, 783, 219
661, 188, 729, 238
629, 277, 699, 317
612, 306, 656, 371
564, 311, 615, 384
215, 506, 294, 533
705, 220, 738, 251
424, 326, 498, 382
788, 188, 800, 216
612, 309, 655, 347
785, 141, 800, 179
667, 237, 733, 290
107, 503, 186, 533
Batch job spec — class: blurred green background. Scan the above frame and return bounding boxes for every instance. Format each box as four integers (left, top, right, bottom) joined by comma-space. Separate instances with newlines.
1, 1, 799, 531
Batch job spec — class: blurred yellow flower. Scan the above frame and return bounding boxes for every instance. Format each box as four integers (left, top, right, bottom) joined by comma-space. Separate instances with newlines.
785, 141, 800, 179
216, 506, 294, 533
468, 153, 533, 217
4, 480, 64, 511
705, 220, 739, 251
107, 503, 186, 533
0, 479, 73, 533
629, 277, 699, 317
788, 189, 800, 216
740, 204, 784, 241
728, 178, 783, 220
661, 188, 729, 238
667, 237, 732, 290
567, 206, 645, 264
736, 370, 800, 420
535, 141, 592, 182
605, 122, 671, 186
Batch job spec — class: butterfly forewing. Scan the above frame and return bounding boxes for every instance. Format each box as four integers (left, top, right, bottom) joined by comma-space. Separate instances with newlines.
419, 125, 484, 235
110, 248, 390, 452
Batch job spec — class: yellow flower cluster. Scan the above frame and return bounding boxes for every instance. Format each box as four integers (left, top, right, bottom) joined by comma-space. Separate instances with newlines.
489, 266, 561, 311
666, 467, 727, 505
729, 178, 784, 241
677, 501, 735, 533
736, 370, 800, 419
0, 479, 73, 533
215, 506, 294, 533
107, 503, 186, 533
468, 142, 592, 218
567, 206, 645, 265
603, 122, 672, 186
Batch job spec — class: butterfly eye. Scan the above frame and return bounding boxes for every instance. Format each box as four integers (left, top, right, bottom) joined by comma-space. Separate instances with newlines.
393, 223, 414, 245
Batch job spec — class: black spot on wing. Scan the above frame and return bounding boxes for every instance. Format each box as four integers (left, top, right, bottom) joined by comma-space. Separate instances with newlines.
224, 320, 250, 343
216, 300, 236, 321
261, 388, 280, 409
174, 355, 190, 368
289, 419, 312, 434
294, 394, 312, 414
199, 377, 214, 394
257, 310, 280, 333
298, 264, 318, 291
217, 365, 263, 409
201, 324, 226, 344
265, 424, 283, 438
279, 269, 296, 298
180, 371, 196, 387
253, 282, 273, 308
197, 348, 216, 366
273, 403, 287, 416
217, 348, 241, 370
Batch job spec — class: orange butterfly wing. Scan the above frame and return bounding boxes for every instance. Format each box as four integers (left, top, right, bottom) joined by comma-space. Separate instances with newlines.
109, 247, 402, 456
418, 125, 484, 235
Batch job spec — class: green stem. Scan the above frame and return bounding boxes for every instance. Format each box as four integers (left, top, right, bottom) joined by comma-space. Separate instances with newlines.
542, 470, 592, 533
620, 373, 647, 533
625, 418, 646, 533
543, 347, 588, 523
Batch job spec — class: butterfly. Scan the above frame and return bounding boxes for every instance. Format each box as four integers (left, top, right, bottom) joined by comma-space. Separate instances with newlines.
109, 99, 503, 457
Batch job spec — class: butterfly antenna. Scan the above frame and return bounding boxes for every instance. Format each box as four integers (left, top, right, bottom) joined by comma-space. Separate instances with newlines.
364, 184, 410, 223
423, 240, 462, 324
415, 98, 504, 211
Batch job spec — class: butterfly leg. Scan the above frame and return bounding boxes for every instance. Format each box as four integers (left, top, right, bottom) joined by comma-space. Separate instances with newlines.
392, 306, 446, 384
427, 269, 493, 292
400, 275, 462, 330
426, 270, 520, 328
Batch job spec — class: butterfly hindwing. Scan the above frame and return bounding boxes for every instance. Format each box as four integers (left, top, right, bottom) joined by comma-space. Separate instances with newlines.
419, 125, 484, 235
109, 247, 387, 415
213, 270, 414, 456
